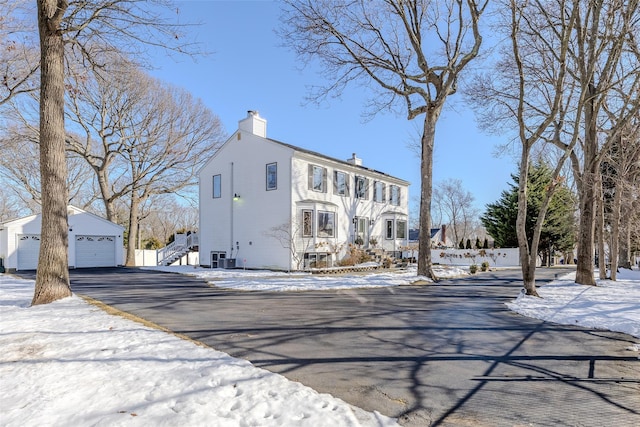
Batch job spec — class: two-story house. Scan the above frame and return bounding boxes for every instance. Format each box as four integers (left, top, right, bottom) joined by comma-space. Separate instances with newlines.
198, 111, 410, 271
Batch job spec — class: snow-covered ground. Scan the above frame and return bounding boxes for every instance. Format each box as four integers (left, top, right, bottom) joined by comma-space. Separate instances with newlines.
1, 266, 638, 426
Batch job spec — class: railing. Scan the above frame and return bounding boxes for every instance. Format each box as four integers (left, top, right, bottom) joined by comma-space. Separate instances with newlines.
156, 233, 199, 266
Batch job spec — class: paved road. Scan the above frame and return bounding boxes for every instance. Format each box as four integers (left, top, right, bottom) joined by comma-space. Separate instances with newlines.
17, 268, 640, 426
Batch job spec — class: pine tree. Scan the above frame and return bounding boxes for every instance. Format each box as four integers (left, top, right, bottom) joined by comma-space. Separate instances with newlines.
481, 163, 576, 253
466, 239, 472, 249
459, 239, 465, 249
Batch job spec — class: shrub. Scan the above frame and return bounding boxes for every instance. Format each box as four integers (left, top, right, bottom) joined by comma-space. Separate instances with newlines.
469, 264, 478, 274
481, 261, 489, 271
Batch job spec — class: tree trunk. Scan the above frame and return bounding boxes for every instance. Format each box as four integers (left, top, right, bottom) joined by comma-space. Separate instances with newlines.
516, 149, 539, 296
575, 84, 598, 286
32, 0, 72, 306
609, 179, 623, 281
96, 167, 116, 222
417, 110, 439, 280
126, 196, 140, 266
596, 177, 607, 280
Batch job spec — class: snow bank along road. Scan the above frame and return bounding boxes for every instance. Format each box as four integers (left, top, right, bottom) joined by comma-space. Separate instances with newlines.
20, 267, 640, 427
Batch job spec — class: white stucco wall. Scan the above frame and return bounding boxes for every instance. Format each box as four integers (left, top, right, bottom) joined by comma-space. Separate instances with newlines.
198, 112, 410, 271
199, 129, 293, 270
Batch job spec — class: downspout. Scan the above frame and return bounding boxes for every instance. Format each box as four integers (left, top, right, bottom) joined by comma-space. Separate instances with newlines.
289, 157, 293, 272
230, 161, 234, 258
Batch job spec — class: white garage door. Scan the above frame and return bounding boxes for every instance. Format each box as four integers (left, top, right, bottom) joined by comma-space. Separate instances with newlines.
17, 234, 41, 270
75, 235, 116, 268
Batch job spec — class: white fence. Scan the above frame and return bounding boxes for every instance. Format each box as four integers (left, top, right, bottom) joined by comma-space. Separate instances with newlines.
402, 248, 527, 268
134, 249, 200, 267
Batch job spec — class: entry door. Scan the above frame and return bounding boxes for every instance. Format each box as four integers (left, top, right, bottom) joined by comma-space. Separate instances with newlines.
355, 217, 368, 245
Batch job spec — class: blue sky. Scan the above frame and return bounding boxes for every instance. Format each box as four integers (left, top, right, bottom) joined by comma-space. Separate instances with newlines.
151, 0, 516, 217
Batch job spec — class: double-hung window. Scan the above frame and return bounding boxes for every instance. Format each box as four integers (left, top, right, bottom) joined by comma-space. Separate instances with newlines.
396, 220, 407, 239
302, 210, 313, 237
355, 176, 368, 199
266, 163, 277, 190
334, 171, 349, 196
308, 164, 327, 193
385, 220, 394, 239
212, 174, 221, 199
390, 185, 400, 206
373, 181, 385, 203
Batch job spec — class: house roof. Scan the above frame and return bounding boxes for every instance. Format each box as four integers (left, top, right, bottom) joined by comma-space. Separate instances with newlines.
1, 205, 123, 230
266, 137, 410, 186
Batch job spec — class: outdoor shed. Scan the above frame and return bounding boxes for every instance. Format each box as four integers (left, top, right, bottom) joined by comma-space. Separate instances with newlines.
0, 206, 124, 271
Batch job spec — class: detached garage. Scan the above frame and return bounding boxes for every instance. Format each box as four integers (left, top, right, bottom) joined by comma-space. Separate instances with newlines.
0, 206, 124, 271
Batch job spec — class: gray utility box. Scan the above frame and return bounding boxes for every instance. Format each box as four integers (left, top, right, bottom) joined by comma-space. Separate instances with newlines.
222, 258, 236, 269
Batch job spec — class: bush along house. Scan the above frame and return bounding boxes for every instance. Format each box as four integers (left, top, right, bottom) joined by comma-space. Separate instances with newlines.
198, 111, 410, 271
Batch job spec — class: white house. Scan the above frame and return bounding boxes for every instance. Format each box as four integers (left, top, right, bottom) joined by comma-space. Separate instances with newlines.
198, 111, 410, 271
0, 205, 124, 271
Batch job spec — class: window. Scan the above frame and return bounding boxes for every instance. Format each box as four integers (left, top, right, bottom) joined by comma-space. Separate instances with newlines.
212, 174, 221, 198
317, 211, 335, 237
373, 181, 385, 203
266, 163, 277, 190
390, 185, 400, 206
308, 164, 327, 193
334, 171, 349, 196
355, 176, 368, 199
396, 220, 407, 239
302, 210, 313, 237
385, 220, 394, 239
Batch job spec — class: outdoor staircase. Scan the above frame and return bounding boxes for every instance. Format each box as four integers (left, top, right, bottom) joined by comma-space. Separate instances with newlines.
157, 233, 199, 266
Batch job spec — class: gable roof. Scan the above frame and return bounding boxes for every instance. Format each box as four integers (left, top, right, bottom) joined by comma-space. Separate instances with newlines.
266, 137, 410, 185
1, 205, 123, 230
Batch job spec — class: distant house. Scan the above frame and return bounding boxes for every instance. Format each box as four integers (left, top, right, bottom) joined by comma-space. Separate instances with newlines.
0, 205, 124, 271
408, 225, 452, 248
198, 111, 410, 270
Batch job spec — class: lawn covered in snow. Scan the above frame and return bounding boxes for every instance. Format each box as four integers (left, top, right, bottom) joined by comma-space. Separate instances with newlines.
1, 266, 638, 426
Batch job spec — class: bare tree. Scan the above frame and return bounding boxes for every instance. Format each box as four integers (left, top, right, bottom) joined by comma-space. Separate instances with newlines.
603, 125, 640, 280
432, 178, 478, 245
467, 0, 639, 294
467, 0, 577, 295
0, 0, 39, 106
280, 0, 487, 279
567, 0, 640, 286
33, 0, 198, 304
116, 74, 225, 265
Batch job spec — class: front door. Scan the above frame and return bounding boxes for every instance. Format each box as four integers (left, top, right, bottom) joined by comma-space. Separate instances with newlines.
355, 217, 368, 245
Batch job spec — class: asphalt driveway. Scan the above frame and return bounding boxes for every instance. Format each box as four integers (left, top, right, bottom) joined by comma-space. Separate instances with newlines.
16, 267, 640, 426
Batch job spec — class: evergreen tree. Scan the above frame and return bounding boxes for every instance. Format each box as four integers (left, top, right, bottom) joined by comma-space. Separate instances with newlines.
466, 239, 472, 249
459, 239, 465, 249
481, 163, 577, 257
483, 238, 489, 249
475, 237, 481, 249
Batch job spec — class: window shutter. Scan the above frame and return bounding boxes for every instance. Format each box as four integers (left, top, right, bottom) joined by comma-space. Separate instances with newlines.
364, 178, 369, 199
382, 183, 386, 202
308, 164, 313, 190
322, 167, 327, 193
345, 175, 350, 196
333, 171, 338, 194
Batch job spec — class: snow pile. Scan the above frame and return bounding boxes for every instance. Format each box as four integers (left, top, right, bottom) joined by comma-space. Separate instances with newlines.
144, 264, 469, 292
506, 269, 640, 339
0, 274, 398, 427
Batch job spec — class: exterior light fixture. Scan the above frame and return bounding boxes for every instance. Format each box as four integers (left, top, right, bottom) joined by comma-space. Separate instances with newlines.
233, 193, 240, 201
